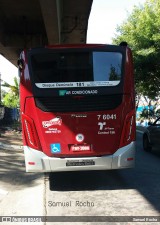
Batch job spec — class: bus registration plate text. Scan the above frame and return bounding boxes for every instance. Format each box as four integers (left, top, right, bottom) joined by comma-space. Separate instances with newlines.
71, 145, 91, 152
66, 160, 95, 167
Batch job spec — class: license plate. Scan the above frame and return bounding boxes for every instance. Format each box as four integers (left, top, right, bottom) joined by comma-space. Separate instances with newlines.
66, 160, 95, 167
70, 145, 91, 152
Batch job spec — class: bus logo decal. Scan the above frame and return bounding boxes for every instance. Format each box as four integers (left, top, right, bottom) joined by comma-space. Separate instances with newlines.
98, 122, 106, 130
42, 117, 62, 128
51, 143, 61, 153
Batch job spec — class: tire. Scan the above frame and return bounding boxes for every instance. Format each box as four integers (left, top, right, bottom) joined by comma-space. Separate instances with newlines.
143, 134, 152, 152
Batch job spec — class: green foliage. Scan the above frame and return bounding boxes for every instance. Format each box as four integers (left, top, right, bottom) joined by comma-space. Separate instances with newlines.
2, 77, 19, 108
3, 92, 19, 108
113, 0, 160, 100
140, 108, 154, 119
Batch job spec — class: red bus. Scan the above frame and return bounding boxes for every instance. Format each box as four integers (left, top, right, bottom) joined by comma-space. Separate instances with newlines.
18, 43, 136, 172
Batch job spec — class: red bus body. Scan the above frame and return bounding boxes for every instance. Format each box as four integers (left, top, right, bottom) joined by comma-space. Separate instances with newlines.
19, 44, 136, 172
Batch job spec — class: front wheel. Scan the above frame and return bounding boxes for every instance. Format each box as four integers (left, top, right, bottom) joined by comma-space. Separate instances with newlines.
143, 134, 152, 152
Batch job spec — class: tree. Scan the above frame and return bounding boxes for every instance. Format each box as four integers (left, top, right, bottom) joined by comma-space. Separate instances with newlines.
2, 77, 19, 108
113, 0, 160, 100
109, 65, 120, 81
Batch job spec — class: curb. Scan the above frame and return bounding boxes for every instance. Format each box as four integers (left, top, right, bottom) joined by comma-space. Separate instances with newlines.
0, 142, 23, 150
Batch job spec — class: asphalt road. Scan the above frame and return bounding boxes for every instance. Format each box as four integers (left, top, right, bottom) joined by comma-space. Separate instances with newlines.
0, 131, 160, 225
45, 131, 160, 224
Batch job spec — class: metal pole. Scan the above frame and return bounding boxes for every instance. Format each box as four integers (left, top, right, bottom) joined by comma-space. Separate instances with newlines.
0, 73, 1, 104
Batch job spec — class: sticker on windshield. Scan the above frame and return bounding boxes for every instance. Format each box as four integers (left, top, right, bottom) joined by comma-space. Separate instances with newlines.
35, 81, 120, 89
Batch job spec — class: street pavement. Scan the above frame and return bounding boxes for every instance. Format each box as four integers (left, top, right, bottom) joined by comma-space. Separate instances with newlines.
1, 126, 159, 225
0, 129, 45, 225
0, 129, 22, 150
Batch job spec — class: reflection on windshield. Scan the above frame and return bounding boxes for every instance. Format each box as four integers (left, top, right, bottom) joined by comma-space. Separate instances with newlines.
93, 52, 122, 83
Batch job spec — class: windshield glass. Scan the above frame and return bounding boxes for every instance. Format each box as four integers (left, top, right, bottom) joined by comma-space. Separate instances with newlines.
29, 50, 122, 88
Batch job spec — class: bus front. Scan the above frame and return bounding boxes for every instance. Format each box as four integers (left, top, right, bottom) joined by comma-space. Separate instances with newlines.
19, 44, 136, 172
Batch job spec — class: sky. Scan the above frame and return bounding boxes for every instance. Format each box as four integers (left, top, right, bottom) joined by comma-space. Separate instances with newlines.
0, 55, 18, 87
1, 0, 147, 88
87, 0, 146, 44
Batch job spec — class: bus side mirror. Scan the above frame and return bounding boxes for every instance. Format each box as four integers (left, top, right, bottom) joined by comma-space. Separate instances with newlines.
17, 59, 24, 72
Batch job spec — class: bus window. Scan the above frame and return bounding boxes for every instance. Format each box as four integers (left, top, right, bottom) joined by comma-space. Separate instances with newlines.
93, 52, 122, 84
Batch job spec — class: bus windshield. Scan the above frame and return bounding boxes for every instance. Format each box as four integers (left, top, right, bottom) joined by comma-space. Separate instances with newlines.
29, 50, 122, 87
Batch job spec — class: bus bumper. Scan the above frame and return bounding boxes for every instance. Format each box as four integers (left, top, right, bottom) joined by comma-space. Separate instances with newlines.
24, 142, 135, 172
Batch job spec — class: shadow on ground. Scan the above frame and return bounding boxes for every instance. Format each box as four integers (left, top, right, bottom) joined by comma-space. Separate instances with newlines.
0, 149, 43, 188
49, 132, 160, 213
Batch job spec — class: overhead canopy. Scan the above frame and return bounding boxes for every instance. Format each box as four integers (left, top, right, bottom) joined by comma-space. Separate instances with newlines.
0, 0, 93, 65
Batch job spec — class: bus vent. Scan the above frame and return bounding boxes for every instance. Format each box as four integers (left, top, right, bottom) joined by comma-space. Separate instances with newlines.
35, 95, 122, 112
